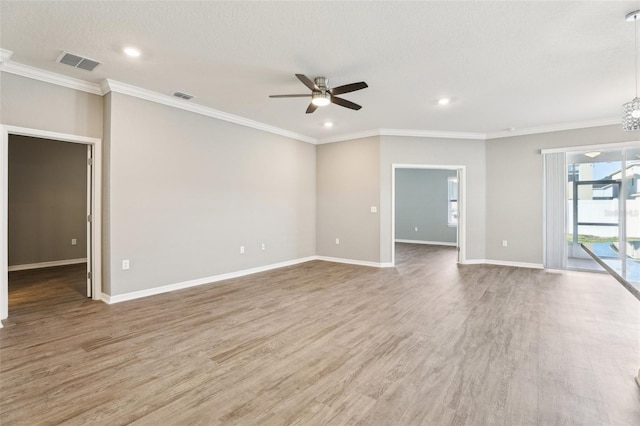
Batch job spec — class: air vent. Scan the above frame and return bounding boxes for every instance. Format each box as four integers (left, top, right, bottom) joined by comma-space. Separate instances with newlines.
56, 51, 101, 71
173, 91, 195, 100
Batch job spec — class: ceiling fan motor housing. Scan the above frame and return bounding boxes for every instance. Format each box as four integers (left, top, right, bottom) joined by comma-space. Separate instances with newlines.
314, 77, 328, 90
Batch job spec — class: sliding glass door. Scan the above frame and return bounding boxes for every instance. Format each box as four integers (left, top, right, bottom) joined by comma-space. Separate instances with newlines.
566, 147, 639, 286
623, 146, 640, 283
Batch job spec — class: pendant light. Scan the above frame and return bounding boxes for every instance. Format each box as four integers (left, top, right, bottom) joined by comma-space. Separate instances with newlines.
623, 10, 640, 131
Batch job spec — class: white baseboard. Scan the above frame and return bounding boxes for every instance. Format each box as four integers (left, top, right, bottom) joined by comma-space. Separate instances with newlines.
102, 256, 317, 304
460, 259, 485, 265
315, 256, 390, 268
8, 258, 87, 272
460, 259, 543, 269
395, 239, 457, 247
101, 255, 397, 304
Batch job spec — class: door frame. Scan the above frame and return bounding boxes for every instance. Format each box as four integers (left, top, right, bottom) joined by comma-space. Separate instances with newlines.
0, 125, 102, 324
391, 164, 466, 266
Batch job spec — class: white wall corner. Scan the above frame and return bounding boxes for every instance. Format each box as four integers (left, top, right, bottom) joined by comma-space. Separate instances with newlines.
99, 79, 112, 95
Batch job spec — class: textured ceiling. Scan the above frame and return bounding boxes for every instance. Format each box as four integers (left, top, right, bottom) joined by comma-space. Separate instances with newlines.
0, 1, 637, 139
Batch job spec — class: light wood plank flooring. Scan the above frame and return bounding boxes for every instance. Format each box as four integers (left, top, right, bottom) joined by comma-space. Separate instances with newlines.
1, 244, 639, 425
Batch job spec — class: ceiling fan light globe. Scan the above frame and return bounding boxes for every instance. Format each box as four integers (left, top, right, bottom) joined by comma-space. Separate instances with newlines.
311, 92, 331, 107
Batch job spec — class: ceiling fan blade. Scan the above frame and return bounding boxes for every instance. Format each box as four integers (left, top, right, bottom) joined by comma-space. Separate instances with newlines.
329, 81, 368, 96
306, 103, 318, 114
331, 96, 362, 110
296, 74, 319, 91
269, 94, 311, 98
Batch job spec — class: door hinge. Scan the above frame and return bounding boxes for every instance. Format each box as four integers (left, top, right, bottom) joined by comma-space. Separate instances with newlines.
87, 158, 93, 166
87, 272, 92, 280
87, 215, 93, 223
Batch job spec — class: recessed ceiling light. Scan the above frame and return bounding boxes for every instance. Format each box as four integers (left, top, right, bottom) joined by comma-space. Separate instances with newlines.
123, 47, 141, 58
508, 127, 516, 132
584, 151, 601, 158
437, 98, 450, 105
324, 121, 333, 128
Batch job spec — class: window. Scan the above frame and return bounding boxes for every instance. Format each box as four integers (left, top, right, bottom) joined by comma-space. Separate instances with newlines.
448, 177, 458, 227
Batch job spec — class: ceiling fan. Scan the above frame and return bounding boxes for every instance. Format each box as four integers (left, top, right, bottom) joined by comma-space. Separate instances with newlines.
269, 74, 368, 114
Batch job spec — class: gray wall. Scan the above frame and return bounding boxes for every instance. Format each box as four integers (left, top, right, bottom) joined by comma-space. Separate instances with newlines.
485, 125, 640, 265
4, 71, 639, 299
316, 137, 380, 262
380, 136, 487, 263
1, 72, 103, 138
8, 135, 87, 266
105, 92, 316, 296
395, 168, 457, 244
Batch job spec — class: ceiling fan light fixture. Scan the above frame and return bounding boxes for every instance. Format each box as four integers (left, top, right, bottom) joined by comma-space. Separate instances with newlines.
311, 92, 331, 107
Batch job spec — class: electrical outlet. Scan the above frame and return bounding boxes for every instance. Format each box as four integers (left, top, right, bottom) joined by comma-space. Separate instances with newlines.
370, 206, 377, 213
122, 259, 130, 270
502, 240, 508, 247
414, 227, 418, 232
240, 246, 245, 254
261, 243, 266, 251
71, 238, 77, 246
335, 238, 340, 245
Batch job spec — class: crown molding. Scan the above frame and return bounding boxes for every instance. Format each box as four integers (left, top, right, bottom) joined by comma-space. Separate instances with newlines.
317, 128, 486, 144
0, 57, 103, 95
379, 128, 486, 140
101, 79, 317, 144
317, 129, 381, 144
0, 49, 13, 63
485, 118, 621, 139
0, 53, 624, 145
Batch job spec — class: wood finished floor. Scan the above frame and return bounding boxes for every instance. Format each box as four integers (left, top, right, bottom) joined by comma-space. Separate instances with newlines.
1, 244, 639, 425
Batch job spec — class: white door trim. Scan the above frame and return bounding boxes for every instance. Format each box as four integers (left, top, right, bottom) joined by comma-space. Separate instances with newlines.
0, 125, 102, 324
391, 164, 467, 267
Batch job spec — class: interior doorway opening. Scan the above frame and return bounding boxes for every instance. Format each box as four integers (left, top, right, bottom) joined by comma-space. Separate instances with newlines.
391, 164, 466, 266
0, 125, 102, 325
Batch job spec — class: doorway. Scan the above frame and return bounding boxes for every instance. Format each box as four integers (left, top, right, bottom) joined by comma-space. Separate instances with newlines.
391, 164, 466, 266
566, 146, 640, 286
0, 125, 102, 325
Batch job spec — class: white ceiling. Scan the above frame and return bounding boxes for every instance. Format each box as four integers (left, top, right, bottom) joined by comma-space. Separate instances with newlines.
1, 1, 638, 140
